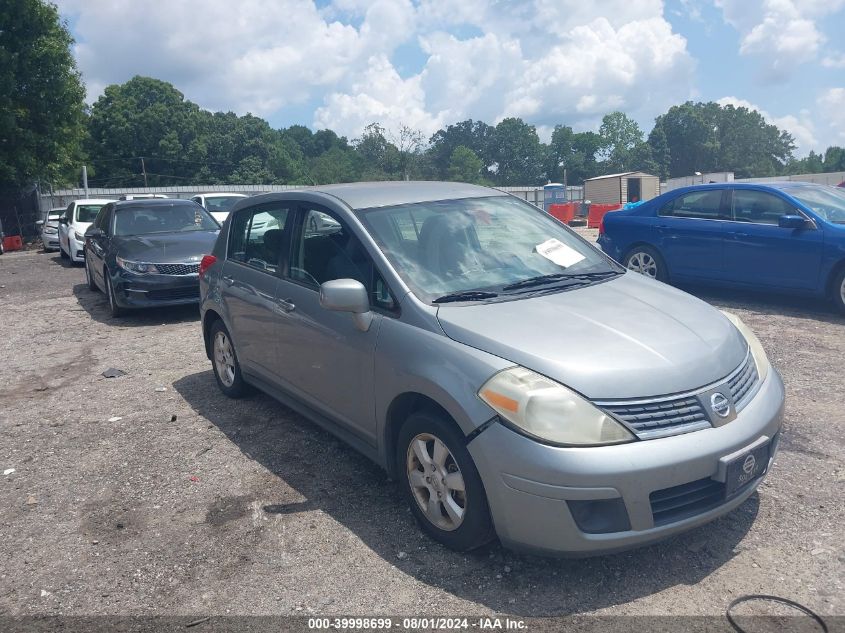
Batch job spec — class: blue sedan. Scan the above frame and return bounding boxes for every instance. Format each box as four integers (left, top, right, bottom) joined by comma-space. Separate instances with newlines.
597, 182, 845, 313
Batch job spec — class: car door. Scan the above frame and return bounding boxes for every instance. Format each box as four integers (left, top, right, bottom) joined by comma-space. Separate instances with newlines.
273, 204, 395, 447
654, 188, 729, 280
723, 188, 823, 290
86, 204, 113, 289
220, 202, 293, 382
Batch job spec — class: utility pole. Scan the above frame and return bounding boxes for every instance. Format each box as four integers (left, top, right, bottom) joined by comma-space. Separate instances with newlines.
82, 165, 89, 197
140, 157, 148, 187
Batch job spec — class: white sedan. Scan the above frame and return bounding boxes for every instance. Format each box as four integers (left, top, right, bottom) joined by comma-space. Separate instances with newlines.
38, 208, 65, 251
58, 199, 112, 264
190, 193, 248, 223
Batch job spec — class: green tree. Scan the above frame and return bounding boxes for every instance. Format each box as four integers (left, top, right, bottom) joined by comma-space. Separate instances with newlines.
447, 146, 484, 183
646, 123, 671, 180
545, 125, 602, 184
0, 0, 87, 188
308, 146, 360, 184
598, 112, 644, 172
427, 119, 494, 179
823, 147, 845, 172
488, 117, 545, 185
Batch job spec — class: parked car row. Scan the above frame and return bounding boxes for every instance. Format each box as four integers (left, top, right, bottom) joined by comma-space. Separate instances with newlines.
598, 182, 845, 313
36, 181, 788, 557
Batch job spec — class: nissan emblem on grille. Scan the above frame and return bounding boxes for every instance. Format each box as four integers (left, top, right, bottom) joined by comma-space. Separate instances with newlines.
742, 454, 756, 475
710, 392, 731, 418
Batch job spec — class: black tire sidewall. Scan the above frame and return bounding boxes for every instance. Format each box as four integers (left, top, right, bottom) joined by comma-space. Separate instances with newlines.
105, 272, 124, 317
209, 320, 249, 398
396, 411, 494, 551
85, 258, 97, 291
625, 245, 668, 282
833, 268, 845, 314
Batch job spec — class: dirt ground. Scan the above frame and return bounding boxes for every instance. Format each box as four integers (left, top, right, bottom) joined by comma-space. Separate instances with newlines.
0, 237, 843, 623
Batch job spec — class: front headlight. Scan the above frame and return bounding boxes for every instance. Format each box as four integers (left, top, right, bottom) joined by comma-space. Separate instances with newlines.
44, 226, 58, 235
116, 256, 159, 275
478, 366, 635, 446
720, 311, 770, 382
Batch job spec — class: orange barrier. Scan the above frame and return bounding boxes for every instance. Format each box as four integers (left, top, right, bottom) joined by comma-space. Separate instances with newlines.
587, 204, 622, 229
548, 203, 577, 224
2, 235, 23, 252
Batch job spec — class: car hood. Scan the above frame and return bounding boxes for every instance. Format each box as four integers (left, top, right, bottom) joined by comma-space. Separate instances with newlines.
435, 272, 747, 400
112, 231, 219, 263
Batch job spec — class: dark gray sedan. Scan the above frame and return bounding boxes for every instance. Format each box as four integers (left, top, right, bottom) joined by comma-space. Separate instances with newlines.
84, 199, 219, 317
198, 182, 784, 556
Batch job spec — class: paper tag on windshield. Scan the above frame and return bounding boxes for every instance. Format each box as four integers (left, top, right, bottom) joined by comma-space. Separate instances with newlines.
535, 238, 585, 268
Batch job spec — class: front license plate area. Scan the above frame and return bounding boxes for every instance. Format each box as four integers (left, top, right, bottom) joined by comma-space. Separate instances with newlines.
725, 441, 770, 498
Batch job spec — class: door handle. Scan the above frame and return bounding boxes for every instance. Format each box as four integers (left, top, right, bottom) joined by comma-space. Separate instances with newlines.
222, 275, 235, 286
275, 298, 295, 313
730, 232, 749, 239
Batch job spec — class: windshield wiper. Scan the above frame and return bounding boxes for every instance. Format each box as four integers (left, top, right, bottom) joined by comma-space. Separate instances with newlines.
502, 270, 619, 292
432, 290, 499, 304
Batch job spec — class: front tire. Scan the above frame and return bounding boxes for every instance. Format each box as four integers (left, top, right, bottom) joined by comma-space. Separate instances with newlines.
104, 270, 124, 317
85, 257, 98, 291
210, 320, 250, 398
397, 411, 495, 551
624, 245, 668, 282
833, 267, 845, 315
60, 243, 68, 259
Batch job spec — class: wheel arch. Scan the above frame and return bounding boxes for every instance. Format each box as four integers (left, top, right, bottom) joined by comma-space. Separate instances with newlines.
825, 258, 845, 299
383, 392, 462, 479
202, 309, 224, 360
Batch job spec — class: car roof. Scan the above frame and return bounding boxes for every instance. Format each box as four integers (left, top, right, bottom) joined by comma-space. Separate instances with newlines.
666, 181, 830, 196
73, 198, 115, 205
200, 192, 248, 197
113, 198, 198, 209
299, 181, 500, 210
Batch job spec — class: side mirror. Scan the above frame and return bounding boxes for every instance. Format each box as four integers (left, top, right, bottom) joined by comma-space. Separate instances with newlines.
85, 227, 104, 238
319, 279, 373, 332
778, 214, 807, 229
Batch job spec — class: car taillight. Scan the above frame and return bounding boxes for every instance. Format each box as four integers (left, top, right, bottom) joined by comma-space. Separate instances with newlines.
199, 255, 216, 278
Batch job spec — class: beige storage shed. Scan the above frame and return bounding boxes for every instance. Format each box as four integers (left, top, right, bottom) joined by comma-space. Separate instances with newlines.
583, 171, 660, 205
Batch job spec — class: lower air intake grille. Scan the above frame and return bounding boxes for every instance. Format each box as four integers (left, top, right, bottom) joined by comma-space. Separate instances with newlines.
650, 477, 724, 527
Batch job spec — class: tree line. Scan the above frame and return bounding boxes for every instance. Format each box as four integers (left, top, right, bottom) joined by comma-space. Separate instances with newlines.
4, 0, 845, 194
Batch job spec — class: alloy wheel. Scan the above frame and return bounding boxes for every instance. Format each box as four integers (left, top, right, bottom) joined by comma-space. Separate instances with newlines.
213, 331, 236, 388
840, 276, 845, 308
627, 251, 658, 278
406, 433, 467, 531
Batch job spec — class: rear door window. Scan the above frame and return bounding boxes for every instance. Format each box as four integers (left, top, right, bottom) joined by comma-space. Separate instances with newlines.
228, 204, 291, 274
731, 190, 797, 225
659, 189, 728, 220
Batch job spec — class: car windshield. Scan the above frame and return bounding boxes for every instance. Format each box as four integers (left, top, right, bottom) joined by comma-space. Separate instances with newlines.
787, 186, 845, 224
76, 204, 105, 223
359, 196, 620, 302
114, 204, 219, 236
205, 196, 245, 213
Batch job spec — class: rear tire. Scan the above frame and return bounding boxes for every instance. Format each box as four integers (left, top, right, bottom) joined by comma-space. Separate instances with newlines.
624, 245, 668, 282
832, 267, 845, 315
210, 320, 250, 398
104, 270, 124, 318
397, 410, 495, 551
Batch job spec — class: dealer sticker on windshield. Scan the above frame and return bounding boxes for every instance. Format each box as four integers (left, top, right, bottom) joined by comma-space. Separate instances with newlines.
535, 238, 586, 268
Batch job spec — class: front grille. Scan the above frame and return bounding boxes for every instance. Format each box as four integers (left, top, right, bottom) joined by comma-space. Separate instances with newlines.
155, 262, 199, 276
600, 397, 710, 440
729, 353, 759, 409
650, 477, 725, 526
147, 286, 200, 301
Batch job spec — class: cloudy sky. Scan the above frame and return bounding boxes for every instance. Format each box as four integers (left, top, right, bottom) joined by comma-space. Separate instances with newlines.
55, 0, 845, 155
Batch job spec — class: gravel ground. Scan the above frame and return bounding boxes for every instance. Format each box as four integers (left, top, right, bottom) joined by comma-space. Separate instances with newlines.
0, 238, 843, 622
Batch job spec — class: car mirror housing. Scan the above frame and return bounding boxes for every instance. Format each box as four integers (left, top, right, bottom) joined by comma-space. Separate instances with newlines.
59, 217, 68, 224
85, 227, 104, 238
778, 214, 808, 229
319, 279, 373, 332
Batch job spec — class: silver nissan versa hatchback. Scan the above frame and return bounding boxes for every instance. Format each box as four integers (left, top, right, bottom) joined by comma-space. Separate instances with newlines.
198, 182, 784, 555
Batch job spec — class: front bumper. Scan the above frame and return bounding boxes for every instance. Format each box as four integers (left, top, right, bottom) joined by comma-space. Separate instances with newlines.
468, 367, 784, 556
112, 271, 201, 308
68, 235, 85, 262
42, 233, 60, 250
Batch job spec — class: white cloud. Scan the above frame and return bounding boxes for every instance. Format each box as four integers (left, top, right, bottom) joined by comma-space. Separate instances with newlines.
56, 0, 695, 141
818, 88, 845, 143
715, 0, 845, 79
822, 53, 845, 69
717, 96, 818, 155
